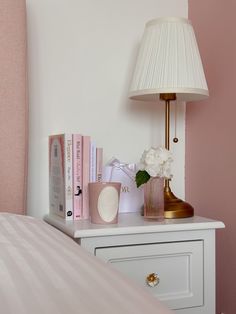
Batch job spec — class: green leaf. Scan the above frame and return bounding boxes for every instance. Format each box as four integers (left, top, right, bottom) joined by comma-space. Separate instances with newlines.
135, 170, 150, 188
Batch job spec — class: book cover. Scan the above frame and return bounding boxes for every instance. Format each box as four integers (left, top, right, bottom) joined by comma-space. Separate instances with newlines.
90, 141, 96, 183
96, 147, 103, 182
49, 134, 73, 220
82, 135, 90, 219
73, 134, 83, 220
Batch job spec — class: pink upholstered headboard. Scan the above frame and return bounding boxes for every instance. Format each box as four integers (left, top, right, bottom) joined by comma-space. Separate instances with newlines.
0, 0, 28, 214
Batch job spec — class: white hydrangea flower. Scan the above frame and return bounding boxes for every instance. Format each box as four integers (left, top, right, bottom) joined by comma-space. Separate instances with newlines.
138, 146, 173, 179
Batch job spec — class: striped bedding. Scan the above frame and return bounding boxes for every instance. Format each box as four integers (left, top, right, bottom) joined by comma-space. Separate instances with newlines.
0, 213, 172, 314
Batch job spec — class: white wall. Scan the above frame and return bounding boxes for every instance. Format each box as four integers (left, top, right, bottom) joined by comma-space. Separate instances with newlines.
26, 0, 188, 218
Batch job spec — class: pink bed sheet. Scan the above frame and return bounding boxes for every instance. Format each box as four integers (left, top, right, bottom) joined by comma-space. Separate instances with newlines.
0, 213, 173, 314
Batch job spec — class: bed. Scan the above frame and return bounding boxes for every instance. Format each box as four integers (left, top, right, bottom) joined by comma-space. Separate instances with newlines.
1, 2, 170, 312
0, 213, 173, 314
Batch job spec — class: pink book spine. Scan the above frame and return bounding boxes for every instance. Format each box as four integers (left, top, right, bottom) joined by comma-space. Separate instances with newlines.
49, 135, 65, 219
82, 135, 90, 219
96, 147, 103, 182
73, 134, 83, 220
49, 134, 73, 220
63, 134, 73, 220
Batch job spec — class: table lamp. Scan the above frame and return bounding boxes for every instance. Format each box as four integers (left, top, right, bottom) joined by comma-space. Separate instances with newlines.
129, 17, 209, 218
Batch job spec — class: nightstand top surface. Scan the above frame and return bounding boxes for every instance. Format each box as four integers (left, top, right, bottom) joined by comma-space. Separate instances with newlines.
44, 213, 225, 239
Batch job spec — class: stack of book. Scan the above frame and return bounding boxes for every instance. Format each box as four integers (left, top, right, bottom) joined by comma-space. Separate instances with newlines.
49, 134, 103, 220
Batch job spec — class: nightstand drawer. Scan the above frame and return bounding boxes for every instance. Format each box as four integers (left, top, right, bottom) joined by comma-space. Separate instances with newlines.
96, 240, 203, 310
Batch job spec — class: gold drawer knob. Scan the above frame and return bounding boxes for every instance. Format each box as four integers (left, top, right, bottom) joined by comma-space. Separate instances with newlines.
146, 273, 160, 287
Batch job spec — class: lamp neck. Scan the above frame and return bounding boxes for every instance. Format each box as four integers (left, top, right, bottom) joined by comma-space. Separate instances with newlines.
160, 93, 176, 190
165, 100, 170, 150
160, 93, 176, 151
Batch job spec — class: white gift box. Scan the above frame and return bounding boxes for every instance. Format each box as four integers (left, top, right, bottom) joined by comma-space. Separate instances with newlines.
103, 158, 144, 213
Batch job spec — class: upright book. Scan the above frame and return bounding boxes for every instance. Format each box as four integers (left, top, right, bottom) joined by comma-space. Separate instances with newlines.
49, 134, 73, 220
96, 147, 103, 182
90, 141, 96, 183
82, 135, 90, 219
73, 134, 83, 220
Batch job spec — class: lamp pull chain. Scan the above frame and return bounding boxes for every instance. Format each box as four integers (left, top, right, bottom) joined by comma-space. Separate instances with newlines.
173, 101, 178, 143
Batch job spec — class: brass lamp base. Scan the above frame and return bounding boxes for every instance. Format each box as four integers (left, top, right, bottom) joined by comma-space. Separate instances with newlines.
164, 186, 194, 219
160, 92, 194, 219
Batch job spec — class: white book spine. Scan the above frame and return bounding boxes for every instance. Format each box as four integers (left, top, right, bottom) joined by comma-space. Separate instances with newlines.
90, 141, 97, 182
96, 148, 103, 182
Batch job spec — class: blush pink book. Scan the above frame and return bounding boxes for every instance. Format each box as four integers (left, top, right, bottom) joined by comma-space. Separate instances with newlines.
82, 135, 90, 219
73, 134, 83, 220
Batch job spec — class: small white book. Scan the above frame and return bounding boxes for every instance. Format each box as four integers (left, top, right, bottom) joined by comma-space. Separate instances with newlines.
90, 141, 97, 183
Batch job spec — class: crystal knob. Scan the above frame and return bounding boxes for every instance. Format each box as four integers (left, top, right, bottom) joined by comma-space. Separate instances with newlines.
146, 273, 160, 287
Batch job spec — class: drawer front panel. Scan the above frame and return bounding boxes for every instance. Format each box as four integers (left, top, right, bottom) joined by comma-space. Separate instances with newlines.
96, 241, 203, 310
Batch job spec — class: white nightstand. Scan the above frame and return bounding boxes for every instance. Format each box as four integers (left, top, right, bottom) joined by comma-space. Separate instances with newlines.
44, 213, 224, 314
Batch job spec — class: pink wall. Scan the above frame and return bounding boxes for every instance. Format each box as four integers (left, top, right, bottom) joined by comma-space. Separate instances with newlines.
186, 1, 236, 312
0, 0, 28, 214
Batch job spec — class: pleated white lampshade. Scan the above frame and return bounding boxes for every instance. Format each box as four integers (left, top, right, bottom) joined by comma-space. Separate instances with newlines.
129, 17, 209, 102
